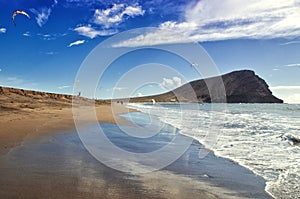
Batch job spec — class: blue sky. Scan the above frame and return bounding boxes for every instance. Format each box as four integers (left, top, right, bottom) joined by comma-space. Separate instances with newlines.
0, 0, 299, 103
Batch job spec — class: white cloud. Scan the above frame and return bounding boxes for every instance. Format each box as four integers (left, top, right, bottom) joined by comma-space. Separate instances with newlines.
93, 3, 145, 28
37, 33, 66, 40
113, 0, 300, 47
0, 28, 6, 33
74, 25, 117, 39
113, 87, 128, 91
280, 40, 300, 45
23, 31, 31, 37
68, 40, 85, 47
123, 5, 145, 16
0, 69, 2, 72
160, 76, 182, 90
172, 76, 182, 87
284, 63, 300, 67
58, 85, 71, 90
161, 78, 173, 88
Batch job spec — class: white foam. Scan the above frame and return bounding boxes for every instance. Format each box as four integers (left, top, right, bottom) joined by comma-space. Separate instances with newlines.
128, 103, 300, 199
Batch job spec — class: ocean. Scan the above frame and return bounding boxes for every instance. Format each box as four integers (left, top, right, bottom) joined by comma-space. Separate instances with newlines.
127, 103, 300, 199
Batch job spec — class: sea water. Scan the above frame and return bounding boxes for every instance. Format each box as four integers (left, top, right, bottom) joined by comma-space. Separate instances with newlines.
127, 103, 300, 199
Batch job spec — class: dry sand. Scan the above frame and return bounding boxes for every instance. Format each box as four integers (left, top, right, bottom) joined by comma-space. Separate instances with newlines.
0, 86, 135, 155
0, 104, 134, 155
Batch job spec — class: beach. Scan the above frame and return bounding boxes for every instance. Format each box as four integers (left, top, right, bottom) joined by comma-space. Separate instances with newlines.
0, 88, 273, 199
0, 86, 135, 155
0, 104, 273, 198
0, 103, 133, 156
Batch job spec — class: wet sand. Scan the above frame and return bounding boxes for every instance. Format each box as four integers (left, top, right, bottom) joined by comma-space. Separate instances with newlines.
0, 130, 220, 199
0, 119, 272, 199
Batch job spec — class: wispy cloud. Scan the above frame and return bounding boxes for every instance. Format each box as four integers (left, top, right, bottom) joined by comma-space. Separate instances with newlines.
74, 25, 117, 39
68, 40, 85, 47
23, 31, 31, 37
37, 32, 66, 40
280, 40, 300, 45
0, 75, 38, 89
58, 85, 71, 90
113, 0, 300, 47
283, 63, 300, 67
0, 28, 6, 34
113, 87, 128, 91
270, 86, 300, 90
30, 8, 52, 27
44, 51, 58, 55
30, 0, 58, 27
6, 77, 24, 85
0, 76, 24, 86
93, 3, 145, 28
65, 0, 102, 7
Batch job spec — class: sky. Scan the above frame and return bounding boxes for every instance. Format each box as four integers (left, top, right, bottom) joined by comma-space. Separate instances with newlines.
0, 0, 299, 103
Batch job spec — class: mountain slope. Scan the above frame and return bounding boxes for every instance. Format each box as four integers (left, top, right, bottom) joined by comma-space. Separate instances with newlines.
128, 70, 283, 103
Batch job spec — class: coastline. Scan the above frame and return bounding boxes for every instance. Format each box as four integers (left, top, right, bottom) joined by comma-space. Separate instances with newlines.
0, 121, 272, 199
0, 101, 272, 198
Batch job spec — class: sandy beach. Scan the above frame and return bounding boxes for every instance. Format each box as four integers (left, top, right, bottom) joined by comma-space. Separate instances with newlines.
0, 87, 272, 199
0, 86, 134, 155
0, 104, 134, 155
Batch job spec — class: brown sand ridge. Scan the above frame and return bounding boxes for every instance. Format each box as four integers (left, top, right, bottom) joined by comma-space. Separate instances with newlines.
0, 86, 135, 155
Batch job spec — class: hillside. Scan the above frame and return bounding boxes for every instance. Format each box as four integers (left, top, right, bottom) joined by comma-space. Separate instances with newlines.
127, 70, 283, 103
0, 87, 110, 113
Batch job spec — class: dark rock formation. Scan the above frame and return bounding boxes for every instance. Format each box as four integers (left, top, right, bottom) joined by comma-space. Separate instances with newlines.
129, 70, 283, 103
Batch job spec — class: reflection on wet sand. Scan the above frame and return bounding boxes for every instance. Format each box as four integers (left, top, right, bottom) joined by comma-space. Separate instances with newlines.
0, 123, 271, 199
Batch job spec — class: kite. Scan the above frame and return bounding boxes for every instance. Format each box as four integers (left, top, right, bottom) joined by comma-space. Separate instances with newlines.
12, 10, 30, 26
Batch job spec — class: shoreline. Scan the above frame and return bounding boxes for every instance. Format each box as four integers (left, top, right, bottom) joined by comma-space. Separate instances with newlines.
126, 104, 275, 198
0, 118, 272, 199
0, 101, 273, 198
